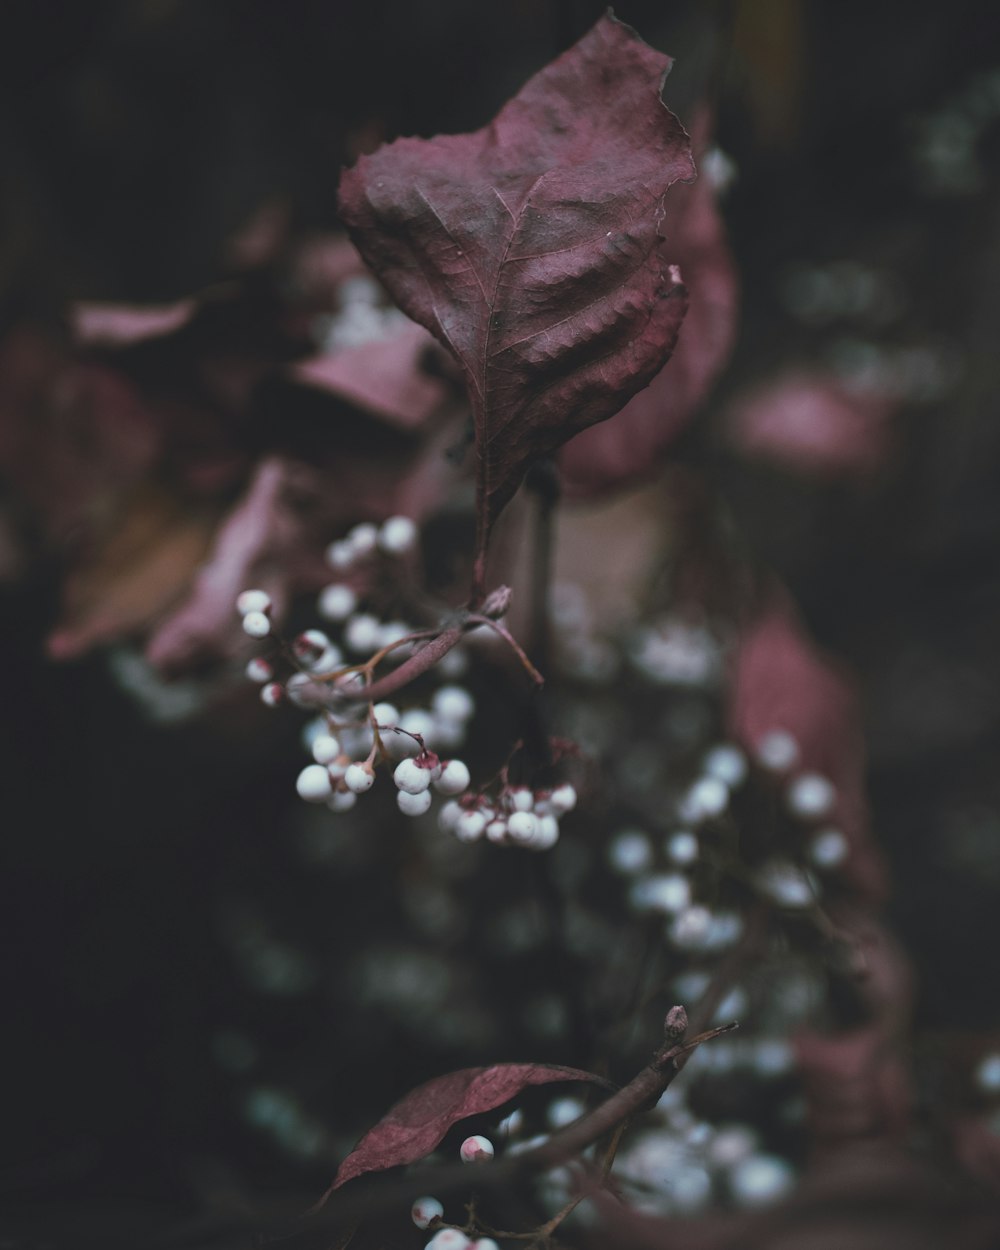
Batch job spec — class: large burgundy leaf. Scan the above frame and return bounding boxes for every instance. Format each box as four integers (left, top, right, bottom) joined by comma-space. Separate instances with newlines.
559, 109, 738, 496
330, 1062, 606, 1190
338, 13, 693, 591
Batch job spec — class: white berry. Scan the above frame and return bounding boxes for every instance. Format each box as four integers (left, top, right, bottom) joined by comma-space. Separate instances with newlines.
507, 786, 534, 813
344, 613, 381, 654
703, 744, 748, 788
459, 1134, 494, 1163
245, 656, 273, 683
394, 757, 433, 794
531, 815, 559, 850
667, 831, 699, 865
438, 800, 464, 833
608, 830, 653, 875
312, 734, 341, 765
756, 729, 800, 772
236, 589, 271, 616
411, 1196, 444, 1230
434, 760, 470, 796
485, 819, 508, 844
260, 682, 284, 707
372, 702, 400, 728
242, 611, 271, 638
787, 772, 836, 820
455, 810, 487, 842
318, 583, 357, 621
432, 685, 475, 722
549, 784, 577, 814
809, 828, 848, 869
506, 812, 538, 845
348, 522, 379, 555
327, 789, 357, 812
296, 764, 333, 803
326, 539, 355, 570
378, 515, 418, 555
425, 1231, 470, 1250
345, 762, 376, 793
398, 788, 433, 817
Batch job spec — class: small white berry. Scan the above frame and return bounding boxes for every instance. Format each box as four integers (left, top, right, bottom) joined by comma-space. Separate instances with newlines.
809, 828, 848, 869
630, 873, 691, 914
756, 729, 800, 772
317, 583, 357, 621
411, 1195, 444, 1230
327, 789, 357, 812
485, 819, 508, 844
506, 811, 538, 845
286, 672, 319, 707
546, 1096, 585, 1129
398, 788, 433, 817
344, 613, 381, 654
729, 1154, 795, 1207
245, 656, 273, 683
549, 784, 577, 814
377, 620, 412, 651
260, 682, 284, 707
670, 905, 713, 949
438, 647, 469, 679
344, 762, 376, 793
394, 757, 433, 795
236, 589, 271, 616
608, 830, 653, 875
308, 645, 344, 675
378, 515, 418, 555
434, 759, 470, 796
459, 1134, 494, 1163
399, 708, 437, 747
242, 611, 271, 639
296, 764, 333, 803
327, 755, 349, 781
372, 702, 400, 728
438, 800, 464, 833
455, 810, 487, 842
786, 772, 836, 820
312, 734, 341, 765
667, 831, 699, 865
756, 861, 814, 908
531, 814, 559, 851
325, 539, 355, 570
703, 744, 748, 788
425, 1231, 470, 1250
348, 522, 378, 555
679, 776, 728, 823
293, 629, 331, 665
472, 1241, 500, 1250
432, 685, 475, 722
507, 786, 534, 813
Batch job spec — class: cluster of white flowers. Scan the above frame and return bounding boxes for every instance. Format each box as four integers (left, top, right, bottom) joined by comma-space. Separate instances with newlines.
437, 782, 577, 851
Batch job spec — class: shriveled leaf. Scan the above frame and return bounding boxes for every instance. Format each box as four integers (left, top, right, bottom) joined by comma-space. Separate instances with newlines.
338, 13, 693, 590
330, 1062, 607, 1191
559, 110, 738, 495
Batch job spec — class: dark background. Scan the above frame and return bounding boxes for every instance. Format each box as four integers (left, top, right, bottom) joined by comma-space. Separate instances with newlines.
3, 0, 1000, 1243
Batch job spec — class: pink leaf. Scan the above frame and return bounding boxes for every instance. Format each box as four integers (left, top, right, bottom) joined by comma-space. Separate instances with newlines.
559, 109, 738, 496
338, 13, 693, 591
724, 370, 895, 477
330, 1062, 607, 1190
726, 587, 888, 902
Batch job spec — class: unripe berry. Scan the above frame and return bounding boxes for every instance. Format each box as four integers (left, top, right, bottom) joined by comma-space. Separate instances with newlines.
312, 734, 341, 765
459, 1134, 494, 1163
236, 589, 271, 616
394, 757, 433, 795
506, 811, 538, 845
549, 784, 577, 814
410, 1195, 444, 1230
434, 759, 470, 796
378, 515, 418, 555
245, 656, 273, 683
242, 611, 271, 639
398, 788, 432, 817
296, 764, 333, 803
317, 583, 357, 622
344, 762, 376, 793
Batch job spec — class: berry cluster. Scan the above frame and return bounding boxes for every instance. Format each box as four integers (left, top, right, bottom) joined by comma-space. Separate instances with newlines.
438, 781, 577, 850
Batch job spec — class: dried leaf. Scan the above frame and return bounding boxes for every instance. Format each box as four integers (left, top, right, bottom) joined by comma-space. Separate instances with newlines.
338, 13, 693, 589
330, 1062, 606, 1190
